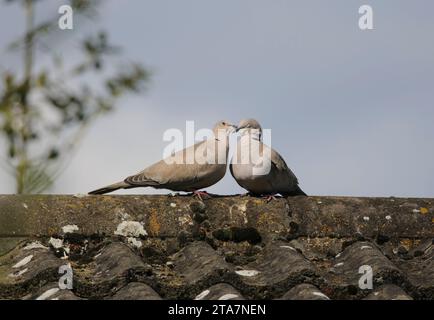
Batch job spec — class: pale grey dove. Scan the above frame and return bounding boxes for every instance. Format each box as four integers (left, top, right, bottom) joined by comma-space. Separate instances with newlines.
89, 121, 236, 195
230, 119, 306, 197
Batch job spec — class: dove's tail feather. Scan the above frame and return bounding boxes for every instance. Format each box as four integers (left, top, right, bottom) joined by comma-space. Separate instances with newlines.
88, 181, 131, 195
283, 185, 307, 197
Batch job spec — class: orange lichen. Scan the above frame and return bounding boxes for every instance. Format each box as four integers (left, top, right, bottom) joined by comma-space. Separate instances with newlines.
400, 239, 419, 251
420, 207, 429, 215
148, 210, 161, 236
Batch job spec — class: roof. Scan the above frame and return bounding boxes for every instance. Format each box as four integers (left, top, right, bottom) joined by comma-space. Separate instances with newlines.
0, 195, 433, 300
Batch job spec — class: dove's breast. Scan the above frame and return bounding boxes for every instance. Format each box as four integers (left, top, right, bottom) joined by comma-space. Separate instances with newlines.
230, 137, 275, 194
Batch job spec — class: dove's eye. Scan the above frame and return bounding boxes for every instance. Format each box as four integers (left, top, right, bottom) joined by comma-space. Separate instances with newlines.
222, 122, 226, 125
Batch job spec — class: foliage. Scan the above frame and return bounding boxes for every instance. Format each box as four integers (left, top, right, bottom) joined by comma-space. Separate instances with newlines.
0, 0, 150, 193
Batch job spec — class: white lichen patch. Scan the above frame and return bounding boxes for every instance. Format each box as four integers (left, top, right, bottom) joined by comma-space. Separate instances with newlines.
73, 193, 87, 198
361, 245, 372, 250
218, 293, 239, 300
235, 270, 260, 277
127, 237, 143, 249
313, 292, 330, 300
178, 215, 194, 226
170, 202, 177, 208
24, 241, 48, 251
194, 290, 210, 300
363, 216, 370, 221
229, 204, 248, 224
114, 221, 147, 237
334, 262, 344, 267
62, 224, 79, 234
385, 215, 392, 221
241, 211, 248, 224
49, 237, 64, 249
22, 203, 28, 209
13, 255, 33, 269
36, 288, 60, 300
335, 252, 342, 258
115, 207, 131, 221
237, 203, 247, 212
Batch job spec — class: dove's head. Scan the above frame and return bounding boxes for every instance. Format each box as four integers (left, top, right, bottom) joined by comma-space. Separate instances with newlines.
236, 118, 262, 139
213, 120, 237, 138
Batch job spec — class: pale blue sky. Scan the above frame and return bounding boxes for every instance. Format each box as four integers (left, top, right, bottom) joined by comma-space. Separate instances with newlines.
1, 1, 433, 197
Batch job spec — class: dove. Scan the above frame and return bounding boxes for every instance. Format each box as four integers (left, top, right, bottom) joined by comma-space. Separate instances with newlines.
230, 119, 306, 198
89, 120, 236, 196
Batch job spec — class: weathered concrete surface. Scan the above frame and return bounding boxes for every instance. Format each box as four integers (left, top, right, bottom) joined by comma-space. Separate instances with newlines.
0, 195, 432, 241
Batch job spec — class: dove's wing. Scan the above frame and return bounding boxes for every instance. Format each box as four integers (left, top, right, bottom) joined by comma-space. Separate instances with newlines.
125, 140, 227, 191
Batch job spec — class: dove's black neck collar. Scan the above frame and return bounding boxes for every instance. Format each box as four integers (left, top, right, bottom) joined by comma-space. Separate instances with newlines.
239, 128, 262, 141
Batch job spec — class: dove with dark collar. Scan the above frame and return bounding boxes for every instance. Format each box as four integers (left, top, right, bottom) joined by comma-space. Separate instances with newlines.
89, 121, 236, 195
230, 119, 306, 197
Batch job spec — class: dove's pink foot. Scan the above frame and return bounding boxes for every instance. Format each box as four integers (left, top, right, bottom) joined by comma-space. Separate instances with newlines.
263, 194, 278, 202
192, 190, 211, 201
